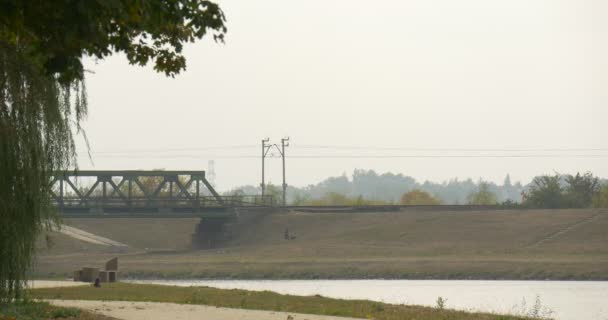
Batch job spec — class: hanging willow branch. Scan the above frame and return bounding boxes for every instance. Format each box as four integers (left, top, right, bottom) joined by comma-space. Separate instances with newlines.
0, 42, 86, 302
0, 0, 226, 303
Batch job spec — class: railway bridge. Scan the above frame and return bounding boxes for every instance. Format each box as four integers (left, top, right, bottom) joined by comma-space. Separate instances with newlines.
51, 170, 273, 218
50, 170, 275, 247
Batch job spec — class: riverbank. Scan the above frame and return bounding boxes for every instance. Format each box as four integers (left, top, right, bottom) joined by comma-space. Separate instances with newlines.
31, 282, 532, 320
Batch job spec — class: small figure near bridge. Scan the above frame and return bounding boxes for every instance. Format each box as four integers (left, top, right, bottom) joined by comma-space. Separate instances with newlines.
284, 228, 296, 240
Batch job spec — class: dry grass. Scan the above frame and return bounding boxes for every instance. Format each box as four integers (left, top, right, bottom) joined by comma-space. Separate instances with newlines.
0, 301, 116, 320
35, 208, 608, 280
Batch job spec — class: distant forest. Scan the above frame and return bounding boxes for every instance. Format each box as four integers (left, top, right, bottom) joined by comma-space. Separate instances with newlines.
226, 169, 607, 206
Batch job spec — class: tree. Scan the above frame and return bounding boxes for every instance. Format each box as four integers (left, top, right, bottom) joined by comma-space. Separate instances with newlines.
0, 1, 226, 302
523, 174, 564, 208
593, 184, 608, 208
400, 189, 441, 205
467, 182, 497, 205
0, 1, 226, 83
523, 173, 600, 209
564, 172, 600, 208
264, 183, 283, 206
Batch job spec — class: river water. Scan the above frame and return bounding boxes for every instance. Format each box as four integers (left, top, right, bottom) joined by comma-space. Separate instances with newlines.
131, 280, 608, 320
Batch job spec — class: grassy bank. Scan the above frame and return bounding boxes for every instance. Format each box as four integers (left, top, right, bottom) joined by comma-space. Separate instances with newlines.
35, 208, 608, 281
0, 301, 114, 320
110, 253, 607, 280
31, 282, 532, 320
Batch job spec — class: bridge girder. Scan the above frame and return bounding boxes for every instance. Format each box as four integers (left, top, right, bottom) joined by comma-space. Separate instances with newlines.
50, 170, 272, 216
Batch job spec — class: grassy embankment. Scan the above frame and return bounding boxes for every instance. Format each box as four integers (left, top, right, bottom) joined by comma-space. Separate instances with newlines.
31, 282, 532, 320
35, 208, 608, 280
0, 301, 115, 320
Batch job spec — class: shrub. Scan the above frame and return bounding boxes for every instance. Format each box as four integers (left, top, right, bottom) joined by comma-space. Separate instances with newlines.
400, 189, 441, 205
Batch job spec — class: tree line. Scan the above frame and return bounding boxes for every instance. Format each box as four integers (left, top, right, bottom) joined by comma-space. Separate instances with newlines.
226, 170, 608, 208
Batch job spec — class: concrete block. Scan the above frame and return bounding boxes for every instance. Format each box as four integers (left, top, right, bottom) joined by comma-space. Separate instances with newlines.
98, 271, 109, 283
73, 270, 82, 282
108, 271, 117, 282
80, 267, 99, 283
105, 257, 118, 271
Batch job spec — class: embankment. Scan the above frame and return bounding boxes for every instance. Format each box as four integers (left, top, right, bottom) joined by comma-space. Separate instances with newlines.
35, 208, 608, 280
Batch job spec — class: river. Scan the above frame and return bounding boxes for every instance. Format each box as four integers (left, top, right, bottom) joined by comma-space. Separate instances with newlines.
131, 280, 608, 320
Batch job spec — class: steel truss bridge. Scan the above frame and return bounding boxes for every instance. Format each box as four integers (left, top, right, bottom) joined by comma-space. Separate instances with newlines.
51, 170, 272, 217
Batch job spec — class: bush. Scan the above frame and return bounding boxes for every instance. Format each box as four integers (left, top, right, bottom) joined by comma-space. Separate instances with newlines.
300, 192, 389, 206
400, 189, 441, 205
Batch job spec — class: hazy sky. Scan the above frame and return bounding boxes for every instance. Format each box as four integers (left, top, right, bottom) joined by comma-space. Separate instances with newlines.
77, 0, 607, 191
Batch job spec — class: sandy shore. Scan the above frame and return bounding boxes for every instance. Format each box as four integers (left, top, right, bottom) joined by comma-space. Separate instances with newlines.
49, 300, 363, 320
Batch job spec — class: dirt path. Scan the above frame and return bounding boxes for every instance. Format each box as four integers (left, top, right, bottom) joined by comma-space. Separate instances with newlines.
525, 211, 605, 248
49, 300, 363, 320
58, 225, 128, 247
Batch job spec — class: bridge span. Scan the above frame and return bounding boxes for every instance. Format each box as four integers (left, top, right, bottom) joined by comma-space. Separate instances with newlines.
51, 170, 273, 218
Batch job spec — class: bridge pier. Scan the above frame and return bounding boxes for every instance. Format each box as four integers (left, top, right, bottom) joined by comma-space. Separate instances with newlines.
191, 217, 233, 249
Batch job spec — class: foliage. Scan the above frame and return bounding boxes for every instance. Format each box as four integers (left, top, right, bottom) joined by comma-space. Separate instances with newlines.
0, 0, 227, 83
400, 189, 441, 205
467, 182, 498, 205
593, 184, 608, 208
50, 306, 81, 319
512, 295, 554, 320
0, 43, 85, 302
0, 0, 225, 303
523, 172, 600, 209
564, 172, 600, 208
523, 175, 564, 208
435, 296, 447, 310
263, 183, 283, 206
0, 300, 85, 320
299, 192, 389, 206
290, 192, 312, 206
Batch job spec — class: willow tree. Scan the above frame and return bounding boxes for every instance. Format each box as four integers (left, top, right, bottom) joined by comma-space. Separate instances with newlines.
0, 1, 226, 302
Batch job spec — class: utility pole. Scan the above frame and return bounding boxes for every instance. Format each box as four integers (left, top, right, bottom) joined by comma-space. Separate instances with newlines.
261, 138, 271, 197
207, 160, 216, 187
279, 137, 289, 206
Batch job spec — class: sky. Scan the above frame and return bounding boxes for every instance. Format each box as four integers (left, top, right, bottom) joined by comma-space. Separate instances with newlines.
76, 0, 608, 191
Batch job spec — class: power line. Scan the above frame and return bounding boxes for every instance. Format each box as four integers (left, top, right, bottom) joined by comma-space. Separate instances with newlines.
79, 154, 608, 159
78, 145, 257, 154
297, 145, 608, 152
285, 154, 608, 158
78, 145, 608, 155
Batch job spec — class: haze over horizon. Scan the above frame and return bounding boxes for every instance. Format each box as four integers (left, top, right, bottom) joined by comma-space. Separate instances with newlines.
76, 0, 607, 191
